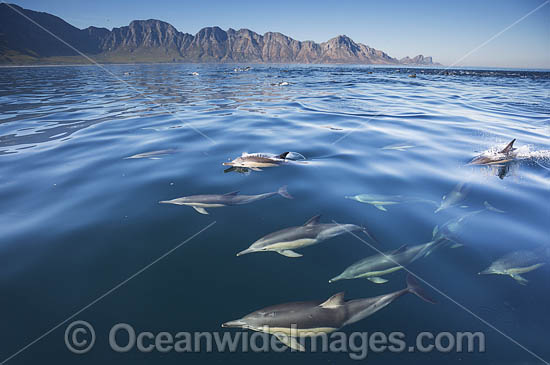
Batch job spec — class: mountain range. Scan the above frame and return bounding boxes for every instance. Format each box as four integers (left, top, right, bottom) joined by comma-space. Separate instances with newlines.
0, 3, 440, 66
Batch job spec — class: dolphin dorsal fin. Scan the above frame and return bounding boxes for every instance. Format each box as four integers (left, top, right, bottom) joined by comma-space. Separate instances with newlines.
320, 292, 345, 308
392, 244, 408, 255
304, 214, 321, 226
224, 191, 240, 196
278, 152, 290, 159
499, 139, 516, 154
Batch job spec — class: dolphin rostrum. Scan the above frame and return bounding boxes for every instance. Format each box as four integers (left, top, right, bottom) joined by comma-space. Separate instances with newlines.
345, 193, 437, 212
329, 240, 449, 284
236, 215, 377, 257
468, 139, 517, 165
222, 152, 290, 171
434, 182, 470, 213
159, 185, 293, 215
222, 274, 435, 351
479, 246, 550, 285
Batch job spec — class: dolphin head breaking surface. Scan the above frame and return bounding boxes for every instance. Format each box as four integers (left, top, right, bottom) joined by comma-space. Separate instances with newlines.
222, 152, 290, 171
468, 139, 517, 165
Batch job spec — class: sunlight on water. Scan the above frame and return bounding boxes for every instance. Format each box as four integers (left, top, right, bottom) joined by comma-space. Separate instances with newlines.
0, 64, 549, 364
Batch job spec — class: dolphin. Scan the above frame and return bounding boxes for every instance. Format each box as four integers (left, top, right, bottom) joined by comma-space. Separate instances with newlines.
434, 182, 471, 213
329, 240, 449, 284
124, 149, 177, 159
345, 194, 437, 212
222, 274, 435, 351
159, 185, 293, 215
432, 201, 504, 246
479, 246, 550, 285
468, 139, 517, 165
236, 215, 377, 258
222, 152, 290, 171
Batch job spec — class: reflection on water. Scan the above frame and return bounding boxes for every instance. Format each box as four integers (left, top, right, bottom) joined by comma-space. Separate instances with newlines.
0, 64, 549, 364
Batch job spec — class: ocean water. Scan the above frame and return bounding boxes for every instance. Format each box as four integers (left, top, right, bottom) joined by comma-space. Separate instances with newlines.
0, 64, 549, 364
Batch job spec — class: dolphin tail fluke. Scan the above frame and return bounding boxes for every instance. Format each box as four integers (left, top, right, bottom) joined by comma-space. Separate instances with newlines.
406, 274, 437, 304
278, 185, 294, 199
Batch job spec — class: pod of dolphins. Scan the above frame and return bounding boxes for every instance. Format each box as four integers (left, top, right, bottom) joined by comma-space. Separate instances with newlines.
154, 139, 548, 352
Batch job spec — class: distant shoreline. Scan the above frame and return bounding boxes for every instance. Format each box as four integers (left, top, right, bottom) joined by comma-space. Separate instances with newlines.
1, 63, 550, 72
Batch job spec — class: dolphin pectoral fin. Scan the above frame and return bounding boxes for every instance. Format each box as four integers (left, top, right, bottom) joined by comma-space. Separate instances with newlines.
510, 274, 528, 285
450, 243, 464, 249
374, 204, 387, 211
250, 167, 263, 171
278, 250, 303, 258
274, 334, 305, 352
192, 206, 209, 215
432, 225, 439, 237
367, 277, 388, 284
483, 201, 506, 213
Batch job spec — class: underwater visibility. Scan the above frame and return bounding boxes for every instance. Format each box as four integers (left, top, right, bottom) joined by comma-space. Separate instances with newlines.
0, 64, 549, 364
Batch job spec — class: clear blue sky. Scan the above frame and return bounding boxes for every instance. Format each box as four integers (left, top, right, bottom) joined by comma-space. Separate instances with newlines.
9, 0, 550, 68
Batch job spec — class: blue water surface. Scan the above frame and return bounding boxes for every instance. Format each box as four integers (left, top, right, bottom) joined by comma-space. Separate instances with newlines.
0, 64, 549, 364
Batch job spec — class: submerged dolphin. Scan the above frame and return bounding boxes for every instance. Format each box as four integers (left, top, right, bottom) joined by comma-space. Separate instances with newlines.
432, 201, 504, 246
345, 194, 437, 212
124, 149, 177, 159
237, 215, 376, 257
223, 152, 290, 171
159, 186, 293, 215
329, 240, 448, 284
469, 139, 517, 165
479, 246, 550, 285
222, 274, 435, 351
434, 182, 470, 213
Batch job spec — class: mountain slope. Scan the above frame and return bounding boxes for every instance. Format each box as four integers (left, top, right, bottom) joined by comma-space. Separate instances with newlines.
0, 3, 439, 65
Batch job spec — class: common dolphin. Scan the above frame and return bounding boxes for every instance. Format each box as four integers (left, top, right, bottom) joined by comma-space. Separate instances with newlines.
222, 274, 435, 351
434, 182, 471, 213
329, 240, 449, 284
236, 215, 376, 258
345, 194, 437, 212
479, 246, 550, 285
159, 185, 293, 215
468, 139, 517, 165
124, 149, 177, 159
223, 152, 290, 171
432, 201, 504, 245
